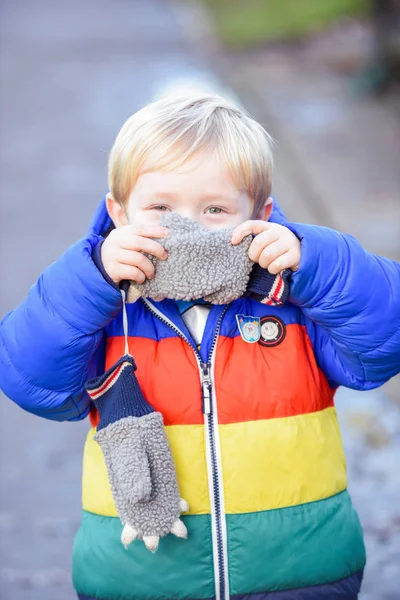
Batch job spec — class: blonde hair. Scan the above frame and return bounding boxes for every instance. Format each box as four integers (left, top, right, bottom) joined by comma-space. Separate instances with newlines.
108, 93, 273, 215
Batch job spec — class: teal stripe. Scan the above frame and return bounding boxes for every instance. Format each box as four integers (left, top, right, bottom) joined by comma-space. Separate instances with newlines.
72, 512, 214, 600
227, 490, 366, 595
73, 491, 365, 599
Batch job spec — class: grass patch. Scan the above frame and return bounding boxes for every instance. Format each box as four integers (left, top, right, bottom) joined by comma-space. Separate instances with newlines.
197, 0, 368, 47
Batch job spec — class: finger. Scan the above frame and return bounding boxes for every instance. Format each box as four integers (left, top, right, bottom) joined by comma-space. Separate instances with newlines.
179, 498, 189, 513
121, 524, 137, 549
116, 250, 155, 280
247, 229, 281, 263
170, 519, 188, 539
120, 235, 168, 261
143, 535, 159, 553
257, 239, 290, 269
267, 251, 296, 275
115, 264, 147, 284
231, 220, 271, 245
124, 223, 168, 240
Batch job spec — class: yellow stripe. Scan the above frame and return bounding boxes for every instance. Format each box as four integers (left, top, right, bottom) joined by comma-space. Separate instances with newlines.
82, 407, 346, 517
220, 406, 347, 513
82, 424, 210, 517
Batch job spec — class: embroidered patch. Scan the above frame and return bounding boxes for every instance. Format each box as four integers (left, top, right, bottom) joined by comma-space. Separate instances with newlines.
236, 314, 261, 343
258, 316, 286, 347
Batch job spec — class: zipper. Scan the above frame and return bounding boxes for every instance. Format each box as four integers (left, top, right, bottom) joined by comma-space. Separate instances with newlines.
201, 361, 212, 415
141, 299, 229, 600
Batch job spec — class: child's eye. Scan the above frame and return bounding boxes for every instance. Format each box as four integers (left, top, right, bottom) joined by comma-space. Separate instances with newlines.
152, 205, 170, 212
205, 207, 224, 214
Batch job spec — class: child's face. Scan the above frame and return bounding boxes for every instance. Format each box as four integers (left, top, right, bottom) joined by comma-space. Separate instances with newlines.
121, 153, 270, 230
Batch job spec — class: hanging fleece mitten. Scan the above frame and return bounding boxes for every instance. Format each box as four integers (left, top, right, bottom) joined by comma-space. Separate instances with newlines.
85, 300, 188, 553
125, 212, 291, 306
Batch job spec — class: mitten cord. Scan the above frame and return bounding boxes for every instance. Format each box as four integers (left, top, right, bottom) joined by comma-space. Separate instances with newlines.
120, 285, 130, 356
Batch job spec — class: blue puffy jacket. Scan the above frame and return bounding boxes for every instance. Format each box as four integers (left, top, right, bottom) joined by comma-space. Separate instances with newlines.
1, 196, 400, 420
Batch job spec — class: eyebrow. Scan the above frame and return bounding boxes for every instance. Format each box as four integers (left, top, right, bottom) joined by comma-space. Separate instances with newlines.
150, 192, 176, 201
150, 192, 233, 202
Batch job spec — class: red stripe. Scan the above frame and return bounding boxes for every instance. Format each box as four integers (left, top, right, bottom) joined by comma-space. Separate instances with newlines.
104, 330, 335, 426
89, 405, 100, 428
272, 275, 283, 302
87, 361, 127, 399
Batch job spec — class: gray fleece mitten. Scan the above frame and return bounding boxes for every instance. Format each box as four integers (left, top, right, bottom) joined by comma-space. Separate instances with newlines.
127, 213, 254, 303
86, 355, 188, 553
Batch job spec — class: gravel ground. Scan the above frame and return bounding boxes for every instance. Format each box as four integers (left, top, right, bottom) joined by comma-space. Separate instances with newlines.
335, 387, 400, 599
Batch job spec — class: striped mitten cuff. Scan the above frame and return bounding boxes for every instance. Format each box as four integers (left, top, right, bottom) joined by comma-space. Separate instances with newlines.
247, 264, 291, 306
86, 355, 154, 428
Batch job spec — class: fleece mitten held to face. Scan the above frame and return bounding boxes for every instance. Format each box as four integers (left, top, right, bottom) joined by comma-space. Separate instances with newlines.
125, 212, 291, 305
127, 213, 254, 304
86, 355, 188, 553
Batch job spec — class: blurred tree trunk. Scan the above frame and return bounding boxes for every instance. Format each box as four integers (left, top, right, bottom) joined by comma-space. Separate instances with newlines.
371, 0, 400, 88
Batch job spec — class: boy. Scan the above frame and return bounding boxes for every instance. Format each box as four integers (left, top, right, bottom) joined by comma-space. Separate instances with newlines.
1, 94, 399, 600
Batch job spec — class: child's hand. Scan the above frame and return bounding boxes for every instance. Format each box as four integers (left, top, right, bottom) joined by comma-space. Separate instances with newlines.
231, 221, 301, 274
101, 224, 168, 285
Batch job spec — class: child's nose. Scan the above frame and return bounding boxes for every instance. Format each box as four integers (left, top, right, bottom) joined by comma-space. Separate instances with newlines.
175, 208, 199, 222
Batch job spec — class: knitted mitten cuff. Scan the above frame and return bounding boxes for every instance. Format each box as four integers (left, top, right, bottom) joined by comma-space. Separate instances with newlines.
247, 264, 291, 306
86, 355, 154, 428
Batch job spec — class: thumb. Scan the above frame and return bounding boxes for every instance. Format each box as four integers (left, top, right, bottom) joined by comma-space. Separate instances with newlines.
128, 439, 152, 504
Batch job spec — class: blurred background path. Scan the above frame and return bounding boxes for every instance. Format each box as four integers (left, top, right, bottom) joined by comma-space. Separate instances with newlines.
0, 1, 399, 599
0, 1, 218, 598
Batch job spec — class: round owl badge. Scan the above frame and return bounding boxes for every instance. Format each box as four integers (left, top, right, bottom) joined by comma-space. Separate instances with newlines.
236, 314, 261, 343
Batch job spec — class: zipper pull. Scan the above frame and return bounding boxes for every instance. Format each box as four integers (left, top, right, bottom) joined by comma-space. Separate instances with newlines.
201, 362, 212, 415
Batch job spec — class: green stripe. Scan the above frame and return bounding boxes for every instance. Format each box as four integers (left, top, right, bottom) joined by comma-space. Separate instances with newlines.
72, 512, 214, 600
227, 490, 366, 594
73, 491, 366, 599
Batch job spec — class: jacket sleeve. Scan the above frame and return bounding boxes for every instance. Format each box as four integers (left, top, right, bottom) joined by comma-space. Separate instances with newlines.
286, 223, 400, 389
0, 234, 123, 421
